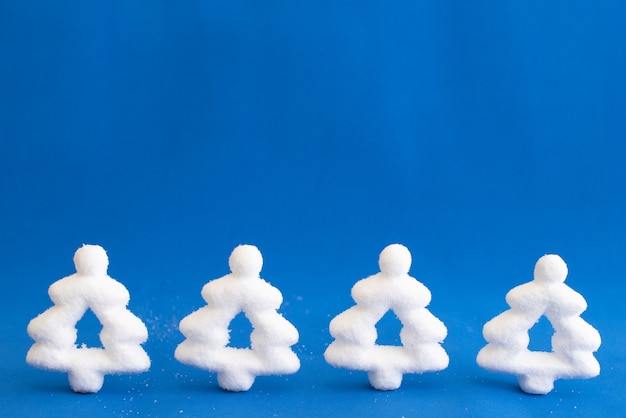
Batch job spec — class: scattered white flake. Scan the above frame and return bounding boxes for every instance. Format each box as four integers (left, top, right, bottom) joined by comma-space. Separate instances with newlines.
26, 245, 151, 393
324, 244, 449, 390
477, 254, 601, 394
175, 245, 300, 391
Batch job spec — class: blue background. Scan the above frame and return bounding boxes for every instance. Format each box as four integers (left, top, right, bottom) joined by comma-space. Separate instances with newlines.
1, 1, 625, 416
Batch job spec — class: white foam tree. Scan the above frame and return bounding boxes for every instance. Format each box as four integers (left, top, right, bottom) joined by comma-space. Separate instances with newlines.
477, 254, 601, 394
175, 245, 300, 392
26, 245, 150, 393
324, 244, 449, 390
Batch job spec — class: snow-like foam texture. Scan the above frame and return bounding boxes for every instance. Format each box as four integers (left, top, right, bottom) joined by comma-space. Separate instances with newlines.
175, 244, 300, 392
324, 244, 449, 390
476, 254, 601, 394
26, 245, 150, 393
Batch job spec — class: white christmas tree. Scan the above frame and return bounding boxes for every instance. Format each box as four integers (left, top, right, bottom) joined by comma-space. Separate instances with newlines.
324, 244, 449, 390
175, 244, 300, 392
476, 254, 601, 394
26, 245, 150, 393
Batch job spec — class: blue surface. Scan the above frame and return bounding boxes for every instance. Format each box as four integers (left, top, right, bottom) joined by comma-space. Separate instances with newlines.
1, 1, 625, 416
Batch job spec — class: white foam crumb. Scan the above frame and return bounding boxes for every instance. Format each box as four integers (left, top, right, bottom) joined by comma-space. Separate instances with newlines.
26, 244, 151, 393
476, 254, 601, 394
324, 244, 449, 390
174, 244, 300, 392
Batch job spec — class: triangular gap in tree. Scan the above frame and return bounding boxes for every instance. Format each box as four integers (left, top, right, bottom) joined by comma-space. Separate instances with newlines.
228, 311, 254, 349
528, 315, 554, 352
375, 309, 403, 346
76, 308, 103, 349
